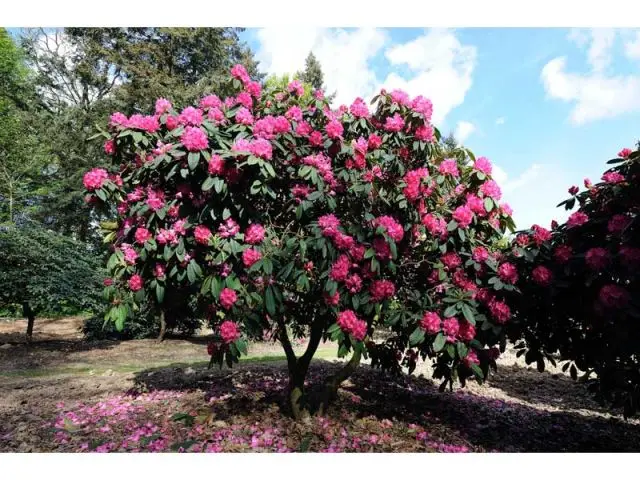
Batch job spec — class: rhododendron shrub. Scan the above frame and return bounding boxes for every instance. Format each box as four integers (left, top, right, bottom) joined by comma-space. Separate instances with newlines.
85, 66, 517, 418
506, 145, 640, 417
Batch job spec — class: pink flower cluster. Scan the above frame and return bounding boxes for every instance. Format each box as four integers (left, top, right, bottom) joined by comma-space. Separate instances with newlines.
336, 310, 367, 340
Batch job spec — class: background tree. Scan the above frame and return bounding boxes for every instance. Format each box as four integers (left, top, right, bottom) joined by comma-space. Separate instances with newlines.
0, 29, 46, 225
0, 223, 104, 341
296, 51, 336, 103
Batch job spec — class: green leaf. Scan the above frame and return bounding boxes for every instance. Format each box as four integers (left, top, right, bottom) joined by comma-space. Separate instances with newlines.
456, 342, 468, 359
409, 327, 425, 347
460, 303, 475, 325
265, 287, 276, 316
156, 283, 165, 303
202, 177, 215, 191
433, 333, 446, 352
188, 152, 200, 170
484, 197, 494, 212
95, 189, 106, 201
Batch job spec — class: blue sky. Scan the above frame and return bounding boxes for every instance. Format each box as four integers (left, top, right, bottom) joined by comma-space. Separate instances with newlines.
242, 28, 640, 230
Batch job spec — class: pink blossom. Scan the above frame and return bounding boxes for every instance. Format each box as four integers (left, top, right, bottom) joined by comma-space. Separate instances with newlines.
285, 106, 303, 122
220, 320, 240, 343
156, 228, 178, 245
602, 171, 625, 184
337, 310, 367, 341
146, 189, 165, 211
134, 227, 152, 245
441, 252, 462, 270
498, 262, 518, 284
443, 317, 460, 339
390, 89, 410, 106
329, 255, 350, 281
121, 244, 138, 265
620, 246, 640, 266
247, 81, 262, 98
219, 288, 238, 310
369, 280, 396, 302
194, 225, 212, 245
208, 154, 225, 175
618, 148, 633, 158
414, 124, 434, 142
245, 224, 265, 244
453, 205, 474, 228
104, 139, 115, 155
531, 265, 553, 286
474, 157, 492, 175
219, 218, 240, 238
599, 284, 629, 309
422, 214, 447, 238
350, 97, 370, 118
421, 312, 441, 334
567, 211, 589, 228
374, 216, 404, 242
459, 321, 476, 342
466, 195, 486, 216
384, 113, 405, 132
472, 246, 489, 263
531, 225, 552, 245
242, 248, 262, 268
199, 94, 222, 110
128, 274, 143, 291
309, 131, 323, 146
586, 248, 609, 270
345, 274, 363, 293
324, 291, 340, 306
411, 95, 433, 119
181, 126, 208, 152
178, 106, 203, 126
489, 300, 511, 324
249, 138, 273, 160
480, 180, 502, 200
326, 119, 344, 139
288, 80, 304, 97
237, 91, 253, 109
110, 112, 128, 127
155, 98, 172, 115
463, 350, 479, 367
154, 264, 166, 279
231, 64, 250, 84
439, 158, 460, 177
235, 107, 254, 125
368, 134, 382, 150
83, 168, 109, 191
568, 185, 579, 195
554, 244, 572, 263
295, 121, 312, 137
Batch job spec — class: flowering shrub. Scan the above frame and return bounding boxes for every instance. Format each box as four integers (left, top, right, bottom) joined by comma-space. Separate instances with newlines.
85, 65, 517, 418
505, 145, 640, 417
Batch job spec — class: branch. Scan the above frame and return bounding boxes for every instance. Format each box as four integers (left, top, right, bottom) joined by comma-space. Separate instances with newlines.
276, 316, 297, 373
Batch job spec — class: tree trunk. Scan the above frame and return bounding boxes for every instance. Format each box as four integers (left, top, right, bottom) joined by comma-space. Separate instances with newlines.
23, 302, 35, 343
318, 346, 362, 416
280, 316, 325, 420
157, 309, 166, 342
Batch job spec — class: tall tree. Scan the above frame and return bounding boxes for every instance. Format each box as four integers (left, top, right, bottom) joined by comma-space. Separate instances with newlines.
0, 29, 46, 225
299, 51, 324, 90
64, 28, 264, 111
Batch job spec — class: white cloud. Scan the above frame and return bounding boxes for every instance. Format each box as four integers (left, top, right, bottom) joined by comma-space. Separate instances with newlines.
495, 117, 505, 125
254, 28, 476, 125
382, 29, 477, 125
454, 121, 475, 143
542, 29, 640, 124
624, 31, 640, 59
255, 28, 388, 107
541, 57, 640, 124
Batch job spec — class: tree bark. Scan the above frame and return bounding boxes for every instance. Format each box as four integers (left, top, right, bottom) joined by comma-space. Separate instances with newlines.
157, 309, 166, 342
318, 346, 362, 416
23, 302, 35, 343
279, 316, 326, 420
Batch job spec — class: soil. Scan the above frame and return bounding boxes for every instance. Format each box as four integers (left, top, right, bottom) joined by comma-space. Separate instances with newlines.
1, 316, 639, 452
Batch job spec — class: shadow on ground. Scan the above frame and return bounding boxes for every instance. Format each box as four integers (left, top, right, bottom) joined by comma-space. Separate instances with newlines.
131, 359, 640, 452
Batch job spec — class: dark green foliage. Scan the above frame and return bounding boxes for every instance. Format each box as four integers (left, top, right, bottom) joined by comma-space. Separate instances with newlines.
0, 224, 104, 337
